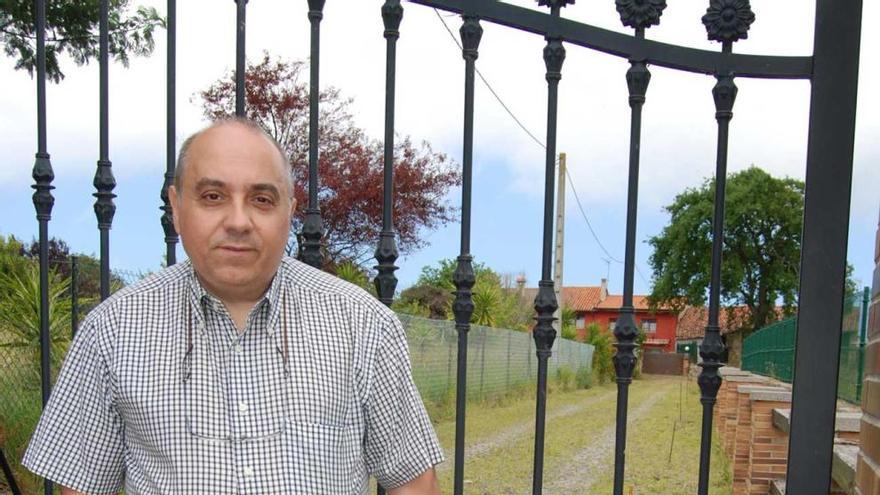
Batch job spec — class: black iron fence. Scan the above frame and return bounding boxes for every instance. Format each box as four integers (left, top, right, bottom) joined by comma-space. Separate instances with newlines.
12, 0, 864, 494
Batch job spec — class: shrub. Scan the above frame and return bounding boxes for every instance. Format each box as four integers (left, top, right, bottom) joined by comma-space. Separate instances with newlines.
585, 323, 615, 384
575, 365, 593, 389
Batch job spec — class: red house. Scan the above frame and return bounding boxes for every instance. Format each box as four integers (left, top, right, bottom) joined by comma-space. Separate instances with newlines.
523, 280, 679, 353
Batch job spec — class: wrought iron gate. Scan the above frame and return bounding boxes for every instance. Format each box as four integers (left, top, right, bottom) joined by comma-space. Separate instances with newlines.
22, 0, 862, 494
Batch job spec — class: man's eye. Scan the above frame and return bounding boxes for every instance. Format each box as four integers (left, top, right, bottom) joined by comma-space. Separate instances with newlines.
254, 196, 275, 206
202, 193, 222, 202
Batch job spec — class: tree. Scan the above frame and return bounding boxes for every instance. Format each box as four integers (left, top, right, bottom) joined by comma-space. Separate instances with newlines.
199, 54, 461, 266
1, 1, 165, 83
396, 258, 536, 331
648, 167, 804, 335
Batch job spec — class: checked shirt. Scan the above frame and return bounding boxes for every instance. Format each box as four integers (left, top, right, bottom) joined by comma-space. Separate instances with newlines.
23, 257, 444, 494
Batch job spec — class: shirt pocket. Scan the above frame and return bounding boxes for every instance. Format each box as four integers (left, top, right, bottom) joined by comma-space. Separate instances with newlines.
283, 420, 365, 493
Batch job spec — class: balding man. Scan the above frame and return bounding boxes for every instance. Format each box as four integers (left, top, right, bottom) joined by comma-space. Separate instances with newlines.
23, 118, 444, 494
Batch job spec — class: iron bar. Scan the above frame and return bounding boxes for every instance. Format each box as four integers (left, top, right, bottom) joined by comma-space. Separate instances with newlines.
0, 447, 21, 495
409, 0, 811, 79
71, 255, 79, 338
93, 0, 116, 301
786, 0, 862, 490
696, 67, 736, 495
235, 0, 247, 116
611, 2, 663, 487
450, 14, 481, 495
374, 4, 401, 492
161, 0, 178, 265
300, 0, 326, 269
31, 2, 55, 493
531, 3, 569, 493
695, 3, 755, 490
374, 0, 402, 305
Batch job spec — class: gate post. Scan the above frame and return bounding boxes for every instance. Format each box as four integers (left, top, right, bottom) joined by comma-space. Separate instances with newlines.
785, 0, 862, 492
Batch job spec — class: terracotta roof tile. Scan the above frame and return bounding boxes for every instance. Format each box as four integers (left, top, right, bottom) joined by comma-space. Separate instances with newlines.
518, 286, 604, 312
676, 306, 784, 340
594, 295, 672, 311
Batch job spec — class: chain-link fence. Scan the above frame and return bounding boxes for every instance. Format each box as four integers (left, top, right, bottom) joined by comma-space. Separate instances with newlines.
742, 288, 870, 404
399, 314, 595, 406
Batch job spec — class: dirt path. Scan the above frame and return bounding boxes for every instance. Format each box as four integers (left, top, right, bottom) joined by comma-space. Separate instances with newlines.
542, 384, 670, 494
437, 386, 620, 472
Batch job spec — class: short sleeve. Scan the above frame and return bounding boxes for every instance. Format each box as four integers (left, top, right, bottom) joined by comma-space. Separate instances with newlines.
22, 317, 125, 494
363, 316, 445, 489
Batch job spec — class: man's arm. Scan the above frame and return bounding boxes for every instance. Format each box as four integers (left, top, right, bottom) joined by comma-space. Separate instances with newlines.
387, 467, 440, 495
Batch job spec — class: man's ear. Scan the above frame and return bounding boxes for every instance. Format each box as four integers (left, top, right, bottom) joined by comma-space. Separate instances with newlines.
289, 197, 297, 220
168, 185, 181, 234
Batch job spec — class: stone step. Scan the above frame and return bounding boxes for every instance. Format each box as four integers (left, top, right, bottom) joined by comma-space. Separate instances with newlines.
762, 444, 858, 495
770, 479, 786, 495
772, 408, 861, 435
737, 384, 792, 402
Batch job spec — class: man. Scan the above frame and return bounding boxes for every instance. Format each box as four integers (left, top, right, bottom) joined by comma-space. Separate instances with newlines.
23, 119, 444, 494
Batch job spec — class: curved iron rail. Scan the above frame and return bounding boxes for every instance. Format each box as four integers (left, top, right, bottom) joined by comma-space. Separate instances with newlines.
408, 0, 812, 79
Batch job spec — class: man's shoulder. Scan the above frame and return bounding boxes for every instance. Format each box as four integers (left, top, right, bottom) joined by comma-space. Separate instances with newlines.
280, 257, 397, 323
83, 262, 191, 324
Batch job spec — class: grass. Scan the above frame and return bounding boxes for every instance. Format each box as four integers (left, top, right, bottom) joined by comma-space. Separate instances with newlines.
423, 375, 732, 494
588, 376, 732, 494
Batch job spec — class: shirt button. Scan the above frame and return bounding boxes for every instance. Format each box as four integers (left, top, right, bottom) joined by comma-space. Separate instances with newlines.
238, 402, 248, 413
233, 344, 243, 354
242, 466, 254, 478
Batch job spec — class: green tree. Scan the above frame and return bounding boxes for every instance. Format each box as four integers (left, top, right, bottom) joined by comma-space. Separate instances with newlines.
648, 167, 803, 335
396, 259, 534, 331
1, 1, 165, 83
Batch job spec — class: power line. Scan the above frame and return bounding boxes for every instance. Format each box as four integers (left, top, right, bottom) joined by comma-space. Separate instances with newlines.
433, 9, 652, 288
433, 9, 546, 150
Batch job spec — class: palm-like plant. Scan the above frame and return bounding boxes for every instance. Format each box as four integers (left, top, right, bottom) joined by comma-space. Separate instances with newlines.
0, 260, 72, 353
333, 261, 372, 293
471, 280, 501, 327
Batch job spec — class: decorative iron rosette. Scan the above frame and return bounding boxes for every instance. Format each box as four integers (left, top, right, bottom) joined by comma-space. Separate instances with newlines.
702, 0, 755, 43
615, 0, 666, 30
537, 0, 575, 9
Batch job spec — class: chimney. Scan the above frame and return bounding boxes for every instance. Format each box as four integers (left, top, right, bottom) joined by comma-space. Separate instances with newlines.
600, 278, 608, 300
515, 274, 526, 292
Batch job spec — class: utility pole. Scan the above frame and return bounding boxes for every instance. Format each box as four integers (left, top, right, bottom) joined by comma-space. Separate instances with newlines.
553, 153, 566, 334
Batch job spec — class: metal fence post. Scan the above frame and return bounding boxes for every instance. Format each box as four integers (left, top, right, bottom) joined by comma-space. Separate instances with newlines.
71, 255, 79, 338
856, 286, 869, 402
786, 0, 862, 490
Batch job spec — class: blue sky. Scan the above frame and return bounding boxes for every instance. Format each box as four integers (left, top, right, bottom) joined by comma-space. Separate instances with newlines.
1, 0, 878, 298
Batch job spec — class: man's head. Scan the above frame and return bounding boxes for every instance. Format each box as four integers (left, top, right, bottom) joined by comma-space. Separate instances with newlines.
169, 118, 296, 303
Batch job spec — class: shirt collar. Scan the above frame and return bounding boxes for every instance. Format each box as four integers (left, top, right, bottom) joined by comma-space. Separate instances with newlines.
186, 260, 285, 335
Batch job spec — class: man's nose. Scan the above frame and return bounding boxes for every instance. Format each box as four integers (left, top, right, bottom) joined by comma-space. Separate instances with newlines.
223, 198, 254, 233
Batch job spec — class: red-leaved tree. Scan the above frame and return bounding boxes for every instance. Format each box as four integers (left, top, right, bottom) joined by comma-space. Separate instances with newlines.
199, 54, 461, 267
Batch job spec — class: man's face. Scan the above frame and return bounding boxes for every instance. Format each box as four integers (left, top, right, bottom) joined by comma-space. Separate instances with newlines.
169, 123, 295, 301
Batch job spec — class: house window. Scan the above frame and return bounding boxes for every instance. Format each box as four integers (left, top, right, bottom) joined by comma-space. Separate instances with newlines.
609, 318, 617, 331
576, 316, 585, 329
641, 319, 657, 334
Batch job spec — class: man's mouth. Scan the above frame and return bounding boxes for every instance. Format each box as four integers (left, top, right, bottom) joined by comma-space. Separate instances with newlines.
218, 245, 255, 252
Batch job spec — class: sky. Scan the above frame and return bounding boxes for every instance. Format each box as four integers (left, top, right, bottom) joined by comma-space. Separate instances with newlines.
1, 0, 878, 298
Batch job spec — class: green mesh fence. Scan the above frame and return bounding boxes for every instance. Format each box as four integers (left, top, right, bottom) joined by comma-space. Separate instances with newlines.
742, 289, 869, 404
398, 314, 594, 405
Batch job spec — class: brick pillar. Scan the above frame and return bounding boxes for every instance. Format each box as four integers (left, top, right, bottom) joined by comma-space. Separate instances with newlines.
722, 374, 769, 457
732, 385, 788, 494
745, 390, 792, 495
855, 210, 880, 495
